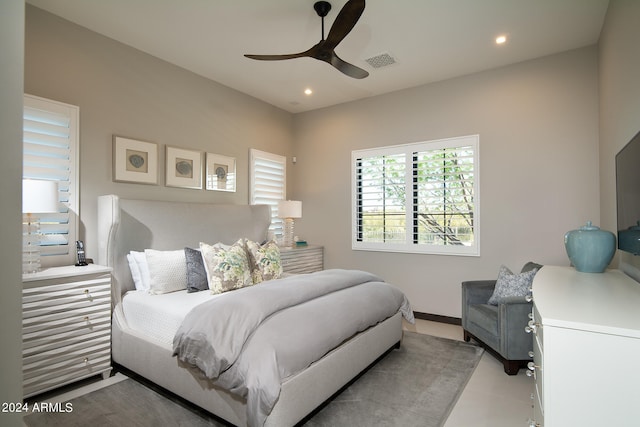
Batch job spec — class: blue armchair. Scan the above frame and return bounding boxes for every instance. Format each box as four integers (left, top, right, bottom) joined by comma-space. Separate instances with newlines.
461, 262, 541, 375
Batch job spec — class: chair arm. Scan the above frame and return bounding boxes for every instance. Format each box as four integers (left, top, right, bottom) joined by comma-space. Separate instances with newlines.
499, 295, 531, 304
461, 280, 496, 305
499, 299, 534, 360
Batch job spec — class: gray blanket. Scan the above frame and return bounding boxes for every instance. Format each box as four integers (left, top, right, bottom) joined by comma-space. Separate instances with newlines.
173, 269, 414, 427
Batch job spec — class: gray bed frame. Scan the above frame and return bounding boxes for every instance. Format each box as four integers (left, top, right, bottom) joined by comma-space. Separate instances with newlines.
97, 194, 402, 426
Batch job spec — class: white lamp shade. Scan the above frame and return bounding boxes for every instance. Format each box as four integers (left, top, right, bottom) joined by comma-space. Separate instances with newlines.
278, 200, 302, 219
23, 179, 58, 213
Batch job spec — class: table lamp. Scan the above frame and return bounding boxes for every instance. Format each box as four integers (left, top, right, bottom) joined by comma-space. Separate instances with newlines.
23, 179, 59, 274
278, 200, 302, 248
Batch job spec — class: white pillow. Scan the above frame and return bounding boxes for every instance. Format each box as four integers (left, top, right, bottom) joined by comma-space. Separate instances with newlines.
145, 249, 187, 294
127, 251, 151, 291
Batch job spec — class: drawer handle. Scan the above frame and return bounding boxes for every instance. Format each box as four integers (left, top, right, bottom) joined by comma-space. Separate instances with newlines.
525, 320, 540, 334
83, 357, 89, 364
528, 312, 533, 320
527, 361, 540, 371
525, 294, 533, 303
528, 351, 534, 358
83, 289, 94, 301
527, 419, 541, 427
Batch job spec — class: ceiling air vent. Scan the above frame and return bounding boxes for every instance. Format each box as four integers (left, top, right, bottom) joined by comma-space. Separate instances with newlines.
364, 52, 397, 69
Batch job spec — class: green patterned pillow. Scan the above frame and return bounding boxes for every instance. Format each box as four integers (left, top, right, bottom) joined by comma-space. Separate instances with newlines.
246, 240, 282, 284
199, 239, 252, 294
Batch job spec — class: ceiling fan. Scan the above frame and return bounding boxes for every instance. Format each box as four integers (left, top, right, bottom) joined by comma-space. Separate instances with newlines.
244, 0, 369, 79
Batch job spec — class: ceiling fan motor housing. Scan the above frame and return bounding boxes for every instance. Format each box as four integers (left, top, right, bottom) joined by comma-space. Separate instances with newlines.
314, 1, 332, 18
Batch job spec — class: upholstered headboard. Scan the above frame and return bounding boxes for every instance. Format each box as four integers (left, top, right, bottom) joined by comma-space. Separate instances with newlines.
97, 195, 271, 303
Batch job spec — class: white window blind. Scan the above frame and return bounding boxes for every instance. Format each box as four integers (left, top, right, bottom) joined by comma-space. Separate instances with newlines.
249, 149, 286, 238
352, 135, 479, 256
23, 94, 79, 266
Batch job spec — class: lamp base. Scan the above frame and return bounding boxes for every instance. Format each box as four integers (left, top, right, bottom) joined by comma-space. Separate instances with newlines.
282, 218, 296, 248
23, 213, 42, 274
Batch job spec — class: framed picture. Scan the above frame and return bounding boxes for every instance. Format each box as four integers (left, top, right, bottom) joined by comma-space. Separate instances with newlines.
206, 153, 236, 192
165, 146, 203, 189
113, 136, 158, 184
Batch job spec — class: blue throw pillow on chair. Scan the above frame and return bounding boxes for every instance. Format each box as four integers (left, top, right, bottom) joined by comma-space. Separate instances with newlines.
487, 264, 539, 305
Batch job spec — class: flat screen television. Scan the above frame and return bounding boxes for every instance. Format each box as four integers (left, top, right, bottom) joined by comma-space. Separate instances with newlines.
616, 129, 640, 255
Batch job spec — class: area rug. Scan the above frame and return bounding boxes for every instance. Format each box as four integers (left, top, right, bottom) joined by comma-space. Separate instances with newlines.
24, 332, 483, 427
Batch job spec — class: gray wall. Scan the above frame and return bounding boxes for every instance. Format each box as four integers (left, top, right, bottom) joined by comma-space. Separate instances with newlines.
0, 1, 25, 425
27, 4, 636, 319
292, 47, 600, 316
25, 5, 295, 259
598, 0, 640, 275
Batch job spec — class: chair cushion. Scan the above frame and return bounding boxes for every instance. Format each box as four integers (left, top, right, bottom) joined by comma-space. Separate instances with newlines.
487, 265, 539, 305
467, 303, 499, 336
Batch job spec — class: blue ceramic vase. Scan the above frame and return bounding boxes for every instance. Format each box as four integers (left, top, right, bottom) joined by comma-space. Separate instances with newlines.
564, 221, 616, 273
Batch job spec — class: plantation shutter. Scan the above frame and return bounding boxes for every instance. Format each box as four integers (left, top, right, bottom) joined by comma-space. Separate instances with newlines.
355, 152, 407, 244
352, 135, 479, 256
249, 149, 286, 237
23, 94, 79, 265
413, 145, 476, 247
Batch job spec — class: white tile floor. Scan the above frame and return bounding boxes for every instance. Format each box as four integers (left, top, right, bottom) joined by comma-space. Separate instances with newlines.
403, 319, 534, 427
28, 319, 534, 427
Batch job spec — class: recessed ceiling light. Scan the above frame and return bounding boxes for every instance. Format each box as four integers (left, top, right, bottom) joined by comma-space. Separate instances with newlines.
304, 88, 313, 96
495, 35, 507, 45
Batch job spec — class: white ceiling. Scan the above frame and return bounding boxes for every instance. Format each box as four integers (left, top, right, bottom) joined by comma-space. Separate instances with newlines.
26, 0, 609, 114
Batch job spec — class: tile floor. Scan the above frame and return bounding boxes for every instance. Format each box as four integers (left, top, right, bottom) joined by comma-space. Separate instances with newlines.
403, 319, 534, 427
27, 319, 534, 427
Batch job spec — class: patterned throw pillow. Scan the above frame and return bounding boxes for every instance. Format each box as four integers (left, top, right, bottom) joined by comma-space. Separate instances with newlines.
184, 247, 208, 293
199, 239, 252, 294
246, 240, 282, 284
487, 265, 539, 305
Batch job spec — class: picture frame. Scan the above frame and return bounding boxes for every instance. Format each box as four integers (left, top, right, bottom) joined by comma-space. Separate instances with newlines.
113, 136, 158, 185
206, 153, 236, 192
165, 146, 203, 189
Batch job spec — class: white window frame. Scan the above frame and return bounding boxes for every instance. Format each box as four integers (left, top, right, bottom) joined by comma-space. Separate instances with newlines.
352, 135, 480, 256
249, 149, 287, 239
23, 94, 79, 267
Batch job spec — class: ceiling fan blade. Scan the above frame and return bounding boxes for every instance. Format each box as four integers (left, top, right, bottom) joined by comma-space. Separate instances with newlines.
327, 51, 369, 79
324, 0, 365, 50
245, 51, 311, 61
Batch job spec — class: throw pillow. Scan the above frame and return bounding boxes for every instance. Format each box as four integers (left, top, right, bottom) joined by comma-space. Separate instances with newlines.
487, 264, 539, 305
127, 251, 151, 291
184, 247, 208, 293
200, 239, 253, 294
246, 239, 283, 284
145, 249, 187, 294
521, 261, 543, 273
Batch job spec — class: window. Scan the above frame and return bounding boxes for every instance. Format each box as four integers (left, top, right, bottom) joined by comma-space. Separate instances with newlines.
352, 135, 479, 256
249, 149, 286, 238
23, 94, 79, 267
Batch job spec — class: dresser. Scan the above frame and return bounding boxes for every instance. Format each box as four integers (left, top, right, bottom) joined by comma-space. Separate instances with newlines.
279, 245, 323, 274
22, 264, 112, 398
529, 266, 640, 427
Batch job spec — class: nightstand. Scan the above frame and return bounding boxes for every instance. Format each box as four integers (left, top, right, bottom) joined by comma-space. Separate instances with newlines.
22, 264, 112, 398
279, 245, 324, 274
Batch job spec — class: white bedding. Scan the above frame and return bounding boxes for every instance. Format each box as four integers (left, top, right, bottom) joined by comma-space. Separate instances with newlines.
121, 290, 220, 346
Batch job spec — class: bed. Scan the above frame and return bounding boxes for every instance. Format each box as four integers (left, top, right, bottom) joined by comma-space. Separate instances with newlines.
97, 195, 413, 426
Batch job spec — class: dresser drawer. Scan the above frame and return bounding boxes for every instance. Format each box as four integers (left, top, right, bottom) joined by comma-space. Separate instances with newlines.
532, 329, 544, 417
23, 278, 111, 318
23, 341, 111, 398
280, 245, 323, 274
532, 303, 543, 351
